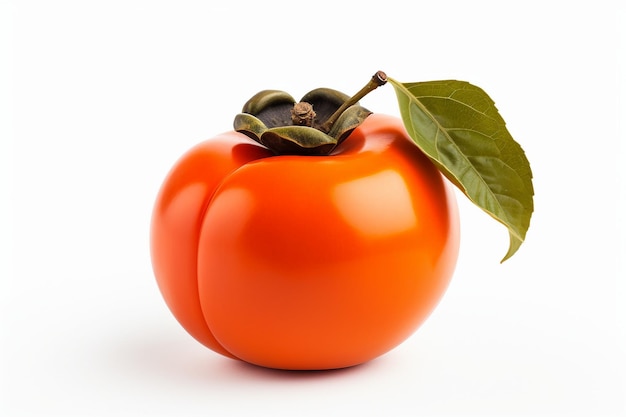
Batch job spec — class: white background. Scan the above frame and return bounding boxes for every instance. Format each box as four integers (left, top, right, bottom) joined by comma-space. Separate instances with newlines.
2, 1, 625, 416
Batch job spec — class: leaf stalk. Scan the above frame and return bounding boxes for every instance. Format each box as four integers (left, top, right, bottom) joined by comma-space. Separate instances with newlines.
320, 71, 387, 133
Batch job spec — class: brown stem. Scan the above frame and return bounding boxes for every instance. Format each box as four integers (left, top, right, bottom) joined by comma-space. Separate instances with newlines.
320, 70, 387, 133
291, 102, 316, 127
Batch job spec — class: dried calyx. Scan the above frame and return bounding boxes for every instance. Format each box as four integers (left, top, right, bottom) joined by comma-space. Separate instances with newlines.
234, 71, 387, 156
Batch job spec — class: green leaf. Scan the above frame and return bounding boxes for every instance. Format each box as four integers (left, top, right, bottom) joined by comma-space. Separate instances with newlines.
388, 78, 534, 262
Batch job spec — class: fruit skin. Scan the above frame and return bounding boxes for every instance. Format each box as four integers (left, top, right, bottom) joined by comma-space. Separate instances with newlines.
150, 114, 460, 370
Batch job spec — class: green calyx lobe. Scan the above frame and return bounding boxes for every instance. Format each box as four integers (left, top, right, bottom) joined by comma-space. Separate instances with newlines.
234, 88, 371, 156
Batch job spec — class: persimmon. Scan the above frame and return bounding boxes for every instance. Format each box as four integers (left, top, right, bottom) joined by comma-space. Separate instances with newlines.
150, 71, 533, 370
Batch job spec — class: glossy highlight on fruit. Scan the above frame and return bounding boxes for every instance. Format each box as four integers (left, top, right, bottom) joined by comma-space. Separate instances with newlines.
150, 114, 460, 370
